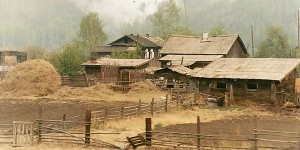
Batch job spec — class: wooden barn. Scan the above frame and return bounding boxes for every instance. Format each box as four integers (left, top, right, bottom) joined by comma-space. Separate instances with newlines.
159, 34, 248, 68
154, 65, 192, 83
91, 34, 164, 59
82, 58, 151, 84
191, 58, 300, 105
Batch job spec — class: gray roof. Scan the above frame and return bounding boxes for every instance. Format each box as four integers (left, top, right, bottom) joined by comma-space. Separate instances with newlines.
109, 35, 163, 48
155, 65, 192, 75
159, 55, 223, 66
94, 46, 136, 52
160, 34, 247, 55
187, 68, 203, 76
191, 58, 300, 81
82, 58, 150, 68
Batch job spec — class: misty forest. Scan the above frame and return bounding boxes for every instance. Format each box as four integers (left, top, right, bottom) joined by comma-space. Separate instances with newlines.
1, 0, 300, 57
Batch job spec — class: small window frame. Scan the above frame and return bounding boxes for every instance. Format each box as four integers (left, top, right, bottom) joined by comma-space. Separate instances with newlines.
246, 82, 258, 91
215, 82, 227, 89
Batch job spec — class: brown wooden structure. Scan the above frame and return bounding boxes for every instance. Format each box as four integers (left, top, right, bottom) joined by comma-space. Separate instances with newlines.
82, 58, 150, 84
0, 50, 27, 65
159, 34, 248, 68
91, 34, 163, 59
191, 58, 300, 105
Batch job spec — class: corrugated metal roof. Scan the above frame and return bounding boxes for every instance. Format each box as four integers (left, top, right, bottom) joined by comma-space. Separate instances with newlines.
159, 55, 223, 66
160, 34, 247, 55
94, 46, 136, 52
155, 65, 192, 75
81, 58, 150, 68
192, 58, 300, 81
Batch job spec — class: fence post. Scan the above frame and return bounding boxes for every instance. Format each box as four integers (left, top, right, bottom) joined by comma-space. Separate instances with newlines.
104, 109, 108, 123
145, 118, 152, 146
254, 115, 258, 150
37, 119, 41, 144
62, 114, 66, 129
138, 99, 141, 116
151, 98, 154, 116
121, 105, 124, 119
165, 94, 168, 113
85, 109, 91, 145
197, 116, 200, 150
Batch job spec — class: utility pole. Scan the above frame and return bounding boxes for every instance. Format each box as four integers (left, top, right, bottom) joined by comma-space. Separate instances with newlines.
297, 9, 300, 48
251, 25, 254, 57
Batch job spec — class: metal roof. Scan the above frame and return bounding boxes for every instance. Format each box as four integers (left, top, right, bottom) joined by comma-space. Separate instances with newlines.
159, 55, 223, 66
160, 34, 247, 55
155, 65, 192, 75
191, 58, 300, 81
81, 58, 151, 68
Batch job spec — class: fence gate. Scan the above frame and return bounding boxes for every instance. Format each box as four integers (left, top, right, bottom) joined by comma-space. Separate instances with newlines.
12, 121, 34, 147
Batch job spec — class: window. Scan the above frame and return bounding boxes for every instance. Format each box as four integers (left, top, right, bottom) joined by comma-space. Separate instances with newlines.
215, 82, 226, 89
246, 83, 258, 91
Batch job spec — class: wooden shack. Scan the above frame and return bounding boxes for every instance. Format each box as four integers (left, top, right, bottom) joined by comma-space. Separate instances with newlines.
82, 58, 150, 84
159, 34, 248, 68
191, 58, 300, 105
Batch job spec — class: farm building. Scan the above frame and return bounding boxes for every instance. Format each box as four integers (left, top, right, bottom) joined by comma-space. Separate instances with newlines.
159, 34, 248, 68
191, 58, 300, 105
154, 65, 192, 89
82, 58, 151, 83
91, 34, 164, 59
0, 49, 27, 65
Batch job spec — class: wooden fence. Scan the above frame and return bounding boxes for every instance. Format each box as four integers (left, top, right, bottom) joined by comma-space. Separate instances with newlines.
91, 96, 179, 124
139, 116, 300, 150
61, 75, 88, 87
0, 124, 13, 145
144, 117, 252, 150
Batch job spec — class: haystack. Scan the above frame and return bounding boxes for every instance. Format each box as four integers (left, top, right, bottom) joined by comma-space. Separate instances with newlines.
0, 59, 61, 96
128, 79, 159, 94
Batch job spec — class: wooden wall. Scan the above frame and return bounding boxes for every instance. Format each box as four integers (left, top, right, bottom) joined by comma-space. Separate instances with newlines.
226, 40, 248, 58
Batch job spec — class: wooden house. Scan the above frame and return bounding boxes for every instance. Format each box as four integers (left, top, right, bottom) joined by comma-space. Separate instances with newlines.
82, 58, 151, 83
91, 34, 164, 59
190, 58, 300, 105
0, 50, 27, 65
159, 34, 248, 68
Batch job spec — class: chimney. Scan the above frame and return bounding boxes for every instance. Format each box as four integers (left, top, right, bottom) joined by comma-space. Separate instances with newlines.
146, 34, 150, 38
202, 33, 210, 42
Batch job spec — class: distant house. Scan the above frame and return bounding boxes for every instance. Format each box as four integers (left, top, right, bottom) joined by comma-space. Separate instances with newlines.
82, 58, 151, 83
191, 58, 300, 105
159, 34, 248, 68
0, 49, 27, 65
91, 34, 164, 59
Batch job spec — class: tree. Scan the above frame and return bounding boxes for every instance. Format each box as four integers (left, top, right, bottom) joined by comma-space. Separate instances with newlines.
53, 40, 87, 76
78, 12, 107, 52
256, 26, 291, 58
151, 0, 181, 39
210, 24, 227, 36
24, 46, 48, 60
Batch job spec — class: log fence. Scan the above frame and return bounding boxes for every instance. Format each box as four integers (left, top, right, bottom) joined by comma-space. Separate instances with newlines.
0, 124, 13, 144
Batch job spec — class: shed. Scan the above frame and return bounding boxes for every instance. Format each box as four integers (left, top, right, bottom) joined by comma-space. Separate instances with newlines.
154, 65, 192, 84
191, 58, 300, 104
159, 54, 223, 69
82, 58, 151, 83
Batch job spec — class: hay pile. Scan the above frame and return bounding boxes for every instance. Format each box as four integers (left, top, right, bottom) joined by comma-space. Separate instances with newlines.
128, 79, 159, 94
0, 59, 61, 97
56, 84, 116, 99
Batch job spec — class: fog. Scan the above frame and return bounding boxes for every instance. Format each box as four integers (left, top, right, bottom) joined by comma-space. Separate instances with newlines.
0, 0, 299, 51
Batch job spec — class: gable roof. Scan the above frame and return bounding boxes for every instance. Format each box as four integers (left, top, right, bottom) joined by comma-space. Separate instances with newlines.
160, 34, 247, 55
159, 54, 223, 66
82, 58, 150, 68
155, 65, 192, 75
191, 58, 300, 81
108, 35, 163, 48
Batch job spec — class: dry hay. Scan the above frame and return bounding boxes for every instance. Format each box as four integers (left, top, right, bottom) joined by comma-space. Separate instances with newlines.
236, 99, 259, 108
56, 83, 116, 99
0, 59, 61, 97
128, 79, 159, 94
296, 78, 300, 93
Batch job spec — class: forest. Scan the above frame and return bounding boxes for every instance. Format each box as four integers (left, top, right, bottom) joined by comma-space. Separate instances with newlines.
0, 0, 299, 55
